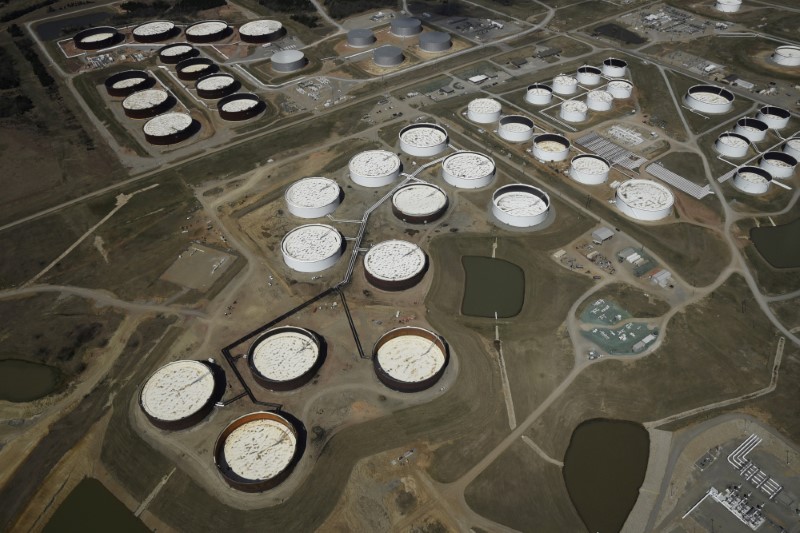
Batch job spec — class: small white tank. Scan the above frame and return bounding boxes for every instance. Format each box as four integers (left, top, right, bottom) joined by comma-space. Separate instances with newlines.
607, 79, 633, 99
552, 74, 578, 95
569, 154, 610, 185
576, 65, 602, 86
525, 83, 553, 106
733, 166, 771, 194
783, 137, 800, 160
532, 134, 570, 162
586, 90, 613, 111
467, 98, 501, 124
771, 46, 800, 67
756, 106, 790, 130
715, 132, 750, 158
560, 100, 588, 122
715, 0, 742, 12
734, 118, 768, 143
759, 152, 797, 179
497, 115, 534, 143
602, 58, 628, 78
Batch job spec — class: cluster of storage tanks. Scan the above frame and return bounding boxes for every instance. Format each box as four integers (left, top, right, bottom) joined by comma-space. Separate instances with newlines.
712, 105, 797, 194
344, 17, 452, 69
522, 59, 633, 124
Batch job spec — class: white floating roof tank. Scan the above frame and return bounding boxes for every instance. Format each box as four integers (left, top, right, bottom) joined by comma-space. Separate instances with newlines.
196, 73, 239, 99
280, 224, 344, 272
391, 17, 423, 36
734, 117, 768, 142
419, 31, 452, 52
272, 50, 307, 72
532, 133, 570, 162
214, 412, 300, 491
615, 179, 674, 221
783, 137, 800, 160
491, 184, 551, 228
73, 26, 122, 50
586, 90, 613, 111
132, 20, 178, 43
364, 239, 427, 290
104, 70, 154, 97
373, 45, 404, 67
684, 85, 734, 114
553, 74, 579, 95
441, 151, 496, 189
715, 0, 742, 12
347, 28, 376, 47
176, 57, 218, 81
602, 57, 628, 77
373, 326, 449, 392
140, 360, 219, 430
218, 93, 265, 121
238, 20, 285, 43
122, 88, 173, 119
348, 149, 401, 187
576, 65, 602, 85
285, 177, 341, 218
391, 183, 448, 224
158, 43, 197, 64
756, 106, 790, 129
560, 100, 588, 122
247, 326, 324, 390
467, 97, 501, 123
759, 151, 797, 179
715, 132, 750, 158
185, 20, 231, 43
143, 112, 196, 145
399, 123, 448, 157
569, 154, 610, 185
733, 166, 772, 194
607, 79, 633, 99
525, 83, 553, 105
771, 46, 800, 67
498, 115, 534, 143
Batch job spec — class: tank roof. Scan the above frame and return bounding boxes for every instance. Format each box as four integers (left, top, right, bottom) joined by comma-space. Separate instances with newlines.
143, 112, 192, 136
123, 89, 169, 110
186, 20, 228, 36
572, 155, 610, 173
392, 183, 447, 216
617, 179, 674, 211
161, 44, 194, 56
196, 74, 235, 91
442, 152, 494, 179
468, 98, 501, 113
222, 417, 296, 480
376, 332, 445, 383
252, 330, 319, 382
281, 224, 342, 262
141, 360, 215, 421
272, 50, 304, 63
286, 177, 339, 209
400, 125, 447, 147
494, 187, 549, 216
364, 240, 426, 281
239, 20, 283, 35
133, 21, 174, 36
349, 150, 400, 177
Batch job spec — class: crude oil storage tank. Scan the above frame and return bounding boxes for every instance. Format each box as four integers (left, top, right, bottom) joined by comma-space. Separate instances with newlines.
569, 154, 610, 185
373, 327, 449, 392
391, 17, 422, 36
467, 98, 501, 123
498, 115, 534, 143
715, 0, 742, 12
214, 411, 301, 492
176, 57, 218, 81
158, 43, 197, 64
399, 123, 448, 157
104, 70, 154, 97
684, 85, 734, 114
441, 151, 496, 189
347, 28, 375, 47
419, 31, 451, 52
602, 57, 628, 77
238, 20, 285, 43
373, 45, 404, 67
247, 326, 325, 391
783, 137, 800, 159
349, 150, 401, 187
122, 89, 174, 119
281, 224, 344, 273
715, 132, 750, 158
391, 183, 448, 224
771, 46, 800, 67
734, 117, 768, 142
525, 83, 553, 105
757, 106, 790, 129
492, 184, 551, 228
586, 90, 613, 111
272, 50, 307, 72
615, 179, 674, 221
132, 21, 178, 43
759, 151, 797, 179
285, 177, 341, 218
185, 20, 231, 43
560, 100, 588, 122
733, 166, 772, 194
364, 240, 427, 290
607, 79, 633, 99
139, 360, 224, 430
218, 93, 265, 121
73, 26, 122, 50
532, 133, 570, 162
553, 74, 578, 95
143, 112, 197, 145
196, 73, 239, 99
576, 65, 602, 85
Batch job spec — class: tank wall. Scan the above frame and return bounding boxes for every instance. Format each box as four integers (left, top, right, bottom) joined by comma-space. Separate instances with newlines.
492, 203, 549, 227
615, 195, 671, 221
715, 136, 749, 158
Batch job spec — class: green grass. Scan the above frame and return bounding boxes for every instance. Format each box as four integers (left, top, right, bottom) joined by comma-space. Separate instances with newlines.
576, 282, 670, 320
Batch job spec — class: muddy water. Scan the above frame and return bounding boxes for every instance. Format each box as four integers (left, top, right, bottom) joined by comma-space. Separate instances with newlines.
0, 359, 59, 402
751, 218, 800, 268
44, 478, 148, 533
563, 419, 649, 533
35, 11, 112, 41
461, 256, 525, 318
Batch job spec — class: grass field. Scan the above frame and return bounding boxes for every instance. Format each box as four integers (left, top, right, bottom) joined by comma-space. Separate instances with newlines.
576, 282, 670, 320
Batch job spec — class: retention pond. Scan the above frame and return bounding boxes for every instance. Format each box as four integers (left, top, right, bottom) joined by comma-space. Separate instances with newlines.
563, 419, 649, 532
44, 478, 148, 533
0, 359, 60, 402
750, 218, 800, 268
461, 256, 524, 318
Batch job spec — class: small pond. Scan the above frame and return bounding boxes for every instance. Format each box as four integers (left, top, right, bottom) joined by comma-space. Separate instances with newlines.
44, 477, 148, 533
461, 256, 525, 318
0, 359, 60, 402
